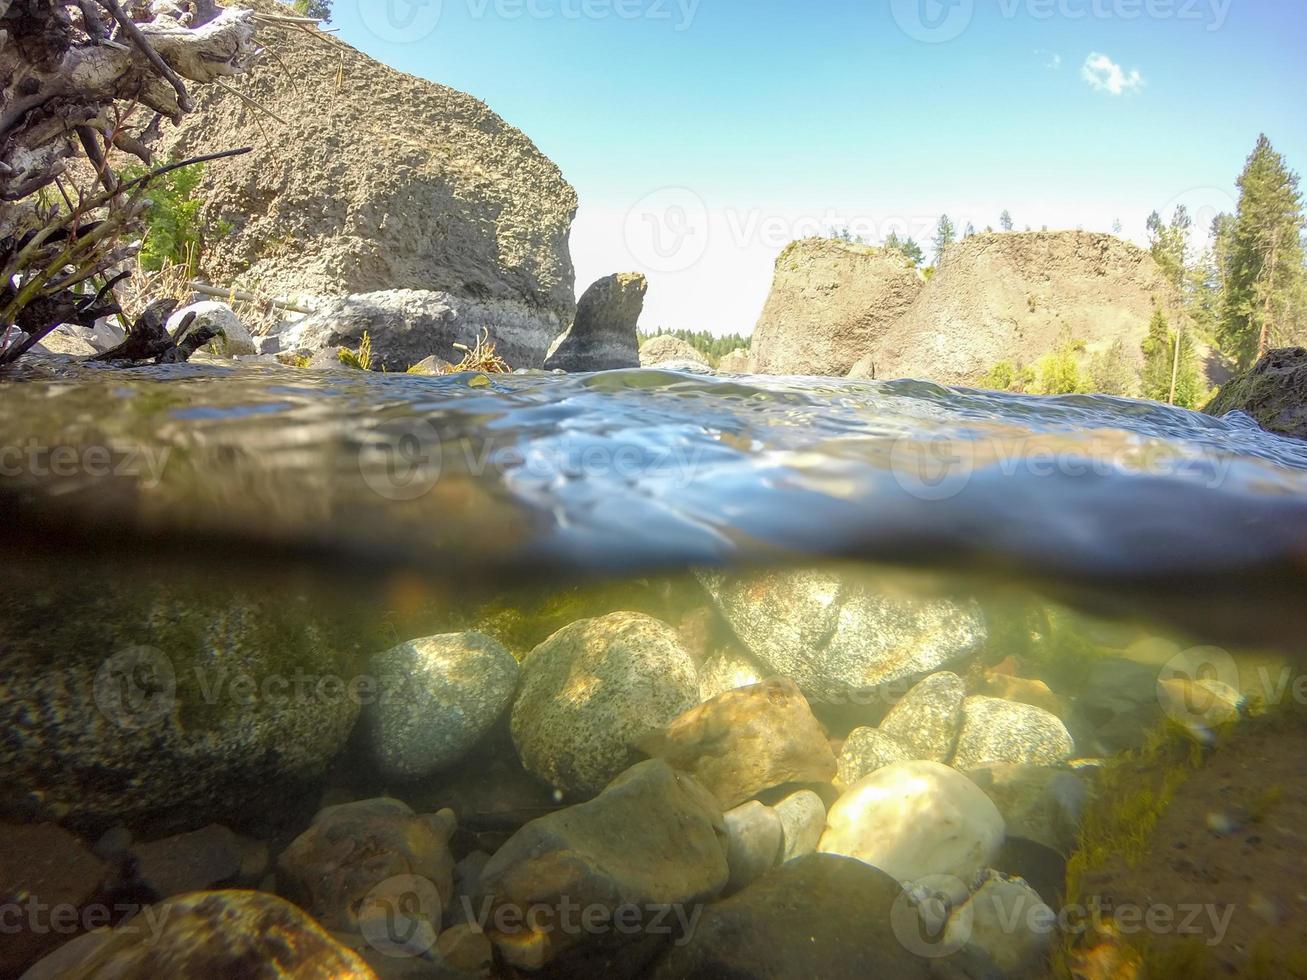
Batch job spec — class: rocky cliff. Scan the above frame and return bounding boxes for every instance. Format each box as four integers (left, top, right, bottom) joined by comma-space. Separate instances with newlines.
749, 238, 925, 376
849, 231, 1181, 385
155, 0, 578, 335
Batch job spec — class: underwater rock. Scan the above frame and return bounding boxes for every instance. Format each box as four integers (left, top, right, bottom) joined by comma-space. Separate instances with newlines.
1156, 676, 1244, 735
277, 797, 455, 936
544, 272, 646, 372
436, 923, 495, 974
722, 800, 784, 893
943, 870, 1054, 977
696, 648, 765, 701
952, 696, 1076, 771
22, 890, 376, 978
1069, 657, 1166, 756
510, 611, 700, 798
1204, 347, 1307, 441
879, 671, 966, 763
0, 583, 363, 833
773, 789, 827, 862
475, 759, 728, 971
968, 765, 1089, 856
0, 823, 108, 976
697, 568, 987, 705
637, 677, 836, 808
364, 632, 519, 781
127, 823, 268, 902
818, 760, 1005, 885
648, 853, 933, 979
835, 727, 912, 788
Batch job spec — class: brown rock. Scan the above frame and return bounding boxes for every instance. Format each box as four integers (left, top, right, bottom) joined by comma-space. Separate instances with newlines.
0, 823, 107, 976
22, 890, 376, 978
129, 823, 267, 901
277, 798, 455, 935
638, 677, 836, 808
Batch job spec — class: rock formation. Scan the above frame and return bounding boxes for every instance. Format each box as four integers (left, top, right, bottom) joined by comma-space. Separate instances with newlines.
639, 334, 709, 368
544, 273, 647, 371
749, 238, 925, 376
1204, 347, 1307, 440
154, 0, 578, 333
850, 231, 1182, 385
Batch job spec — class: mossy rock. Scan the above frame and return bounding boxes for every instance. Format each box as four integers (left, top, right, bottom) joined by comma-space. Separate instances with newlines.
0, 564, 369, 835
1204, 347, 1307, 441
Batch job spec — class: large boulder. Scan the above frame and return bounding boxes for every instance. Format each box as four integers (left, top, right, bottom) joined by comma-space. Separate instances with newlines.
819, 760, 1005, 884
510, 612, 700, 798
21, 891, 376, 978
277, 798, 456, 936
750, 237, 924, 377
697, 567, 987, 705
853, 231, 1182, 385
648, 854, 933, 979
364, 631, 519, 781
835, 727, 912, 788
0, 575, 363, 834
544, 273, 647, 371
1205, 347, 1307, 441
951, 696, 1076, 771
156, 0, 576, 330
639, 334, 708, 368
716, 347, 752, 373
166, 301, 255, 357
637, 677, 836, 808
278, 289, 559, 371
475, 759, 729, 971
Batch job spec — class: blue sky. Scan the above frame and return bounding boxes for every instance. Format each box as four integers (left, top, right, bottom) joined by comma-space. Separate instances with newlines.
328, 0, 1307, 334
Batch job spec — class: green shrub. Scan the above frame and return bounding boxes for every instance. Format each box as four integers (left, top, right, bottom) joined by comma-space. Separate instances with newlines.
124, 163, 207, 275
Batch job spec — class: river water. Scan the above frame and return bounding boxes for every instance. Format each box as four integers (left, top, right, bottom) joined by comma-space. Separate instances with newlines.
2, 360, 1306, 977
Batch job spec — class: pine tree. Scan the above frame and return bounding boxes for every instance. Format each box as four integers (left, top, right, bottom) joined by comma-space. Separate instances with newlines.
1000, 210, 1014, 232
1140, 306, 1202, 407
964, 222, 976, 239
1219, 134, 1306, 367
1089, 339, 1136, 396
884, 232, 924, 266
1146, 206, 1192, 289
933, 215, 956, 260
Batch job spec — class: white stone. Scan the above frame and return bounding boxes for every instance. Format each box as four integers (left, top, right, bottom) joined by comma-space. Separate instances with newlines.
818, 760, 1005, 884
166, 301, 255, 356
722, 800, 783, 892
773, 789, 826, 863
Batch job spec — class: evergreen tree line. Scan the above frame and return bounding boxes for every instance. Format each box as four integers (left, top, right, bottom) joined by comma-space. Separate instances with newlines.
638, 327, 751, 364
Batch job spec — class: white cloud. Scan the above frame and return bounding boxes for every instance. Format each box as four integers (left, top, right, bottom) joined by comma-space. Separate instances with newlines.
1038, 50, 1062, 70
1081, 52, 1144, 95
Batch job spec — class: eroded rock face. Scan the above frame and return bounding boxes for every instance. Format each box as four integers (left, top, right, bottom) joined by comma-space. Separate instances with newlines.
648, 853, 933, 979
750, 238, 925, 377
951, 697, 1075, 771
277, 798, 456, 935
637, 677, 836, 808
475, 759, 728, 971
697, 567, 987, 705
24, 890, 377, 979
280, 289, 560, 371
157, 0, 577, 329
1204, 347, 1307, 441
364, 632, 519, 781
510, 612, 700, 798
819, 760, 1005, 884
639, 334, 708, 367
544, 273, 647, 372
